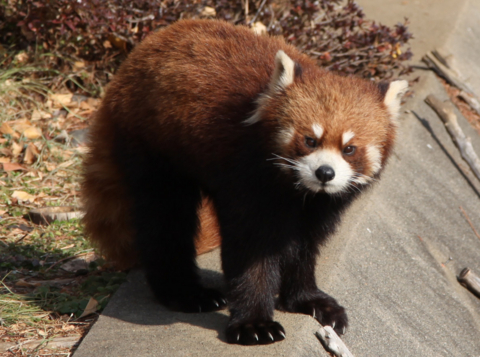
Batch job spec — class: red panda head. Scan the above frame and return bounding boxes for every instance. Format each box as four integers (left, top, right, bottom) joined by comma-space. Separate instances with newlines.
246, 50, 408, 195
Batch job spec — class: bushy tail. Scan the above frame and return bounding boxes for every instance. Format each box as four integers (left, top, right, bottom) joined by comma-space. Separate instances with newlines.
82, 120, 221, 268
196, 196, 222, 255
81, 129, 137, 269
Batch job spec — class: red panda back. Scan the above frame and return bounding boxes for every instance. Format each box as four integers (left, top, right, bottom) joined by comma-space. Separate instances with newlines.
83, 20, 307, 267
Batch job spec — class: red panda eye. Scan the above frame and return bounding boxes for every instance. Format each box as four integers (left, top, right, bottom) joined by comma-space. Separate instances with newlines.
305, 137, 316, 148
343, 145, 356, 155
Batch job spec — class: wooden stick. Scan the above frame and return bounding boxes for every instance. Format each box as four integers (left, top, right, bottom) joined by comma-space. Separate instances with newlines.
458, 268, 480, 299
459, 206, 480, 240
425, 95, 480, 181
458, 91, 480, 116
315, 325, 355, 357
422, 51, 480, 116
422, 51, 471, 94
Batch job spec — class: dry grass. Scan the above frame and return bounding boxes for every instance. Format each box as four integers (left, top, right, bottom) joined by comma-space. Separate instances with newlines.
0, 58, 124, 357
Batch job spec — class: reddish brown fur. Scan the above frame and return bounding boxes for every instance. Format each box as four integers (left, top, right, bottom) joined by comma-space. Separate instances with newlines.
81, 20, 305, 268
195, 198, 221, 255
82, 19, 393, 269
81, 19, 402, 344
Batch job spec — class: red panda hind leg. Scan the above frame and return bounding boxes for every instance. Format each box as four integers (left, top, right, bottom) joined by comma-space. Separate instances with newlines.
118, 141, 227, 313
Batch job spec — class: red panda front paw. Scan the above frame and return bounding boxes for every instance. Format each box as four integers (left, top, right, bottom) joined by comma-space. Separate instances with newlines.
161, 287, 227, 313
226, 320, 286, 345
283, 295, 348, 335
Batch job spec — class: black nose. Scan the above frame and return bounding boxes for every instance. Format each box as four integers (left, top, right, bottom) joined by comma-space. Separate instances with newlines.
315, 165, 335, 183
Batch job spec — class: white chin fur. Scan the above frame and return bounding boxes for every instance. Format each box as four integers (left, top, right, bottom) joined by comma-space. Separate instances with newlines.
297, 149, 354, 194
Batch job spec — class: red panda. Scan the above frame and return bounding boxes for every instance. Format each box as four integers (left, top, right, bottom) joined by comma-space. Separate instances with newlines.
82, 19, 407, 345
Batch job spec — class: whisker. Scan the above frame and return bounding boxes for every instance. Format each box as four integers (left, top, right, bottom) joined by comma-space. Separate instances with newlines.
269, 153, 302, 166
356, 173, 378, 183
273, 163, 301, 171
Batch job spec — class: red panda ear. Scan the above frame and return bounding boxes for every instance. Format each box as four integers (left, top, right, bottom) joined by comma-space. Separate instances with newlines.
270, 50, 296, 90
244, 51, 298, 125
382, 80, 409, 121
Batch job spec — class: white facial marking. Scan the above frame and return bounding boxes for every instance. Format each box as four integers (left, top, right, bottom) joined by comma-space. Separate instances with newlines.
342, 131, 355, 145
297, 149, 354, 194
312, 124, 324, 139
276, 127, 295, 146
366, 145, 382, 175
384, 80, 408, 121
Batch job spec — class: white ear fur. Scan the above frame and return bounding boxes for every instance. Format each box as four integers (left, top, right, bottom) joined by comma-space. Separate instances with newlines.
384, 80, 409, 121
244, 50, 296, 125
271, 50, 296, 90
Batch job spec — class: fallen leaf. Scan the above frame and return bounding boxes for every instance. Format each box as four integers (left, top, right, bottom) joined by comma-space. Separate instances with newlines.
12, 190, 36, 203
58, 159, 75, 168
10, 119, 32, 133
0, 210, 6, 215
87, 97, 100, 107
2, 162, 25, 171
45, 162, 57, 171
0, 122, 14, 135
74, 61, 85, 69
66, 108, 81, 119
50, 93, 74, 108
252, 22, 267, 36
79, 101, 91, 110
60, 244, 75, 250
24, 143, 40, 164
15, 52, 29, 63
7, 228, 24, 237
31, 110, 41, 121
107, 34, 128, 52
60, 252, 98, 273
37, 329, 48, 337
62, 325, 75, 332
11, 141, 23, 157
0, 147, 13, 157
103, 40, 112, 49
79, 297, 99, 318
31, 109, 52, 121
201, 6, 216, 17
23, 126, 42, 139
55, 170, 68, 177
16, 279, 40, 287
0, 157, 10, 163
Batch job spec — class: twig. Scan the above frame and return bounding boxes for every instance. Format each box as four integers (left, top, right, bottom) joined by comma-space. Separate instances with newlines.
422, 51, 471, 94
249, 0, 268, 24
458, 91, 480, 116
422, 51, 480, 116
458, 268, 480, 299
315, 325, 355, 357
459, 206, 480, 240
15, 232, 29, 243
44, 249, 94, 273
127, 14, 155, 23
425, 95, 480, 181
